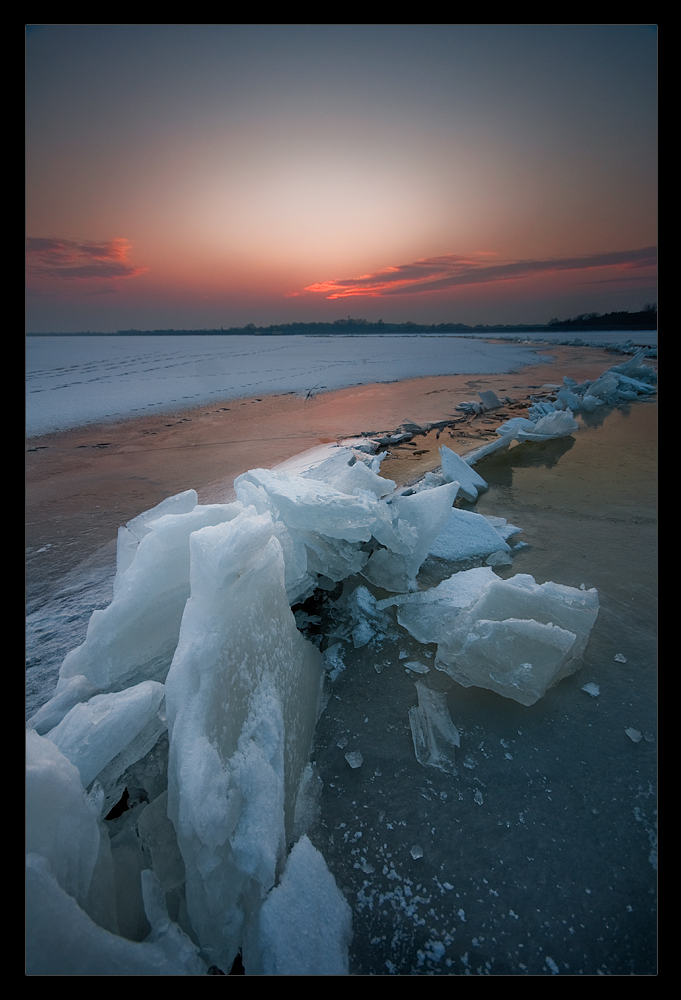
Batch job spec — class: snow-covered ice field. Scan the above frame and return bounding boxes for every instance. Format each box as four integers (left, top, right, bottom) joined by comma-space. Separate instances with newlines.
26, 331, 655, 437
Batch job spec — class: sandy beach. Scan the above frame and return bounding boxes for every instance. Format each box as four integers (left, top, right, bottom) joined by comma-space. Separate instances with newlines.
26, 343, 628, 582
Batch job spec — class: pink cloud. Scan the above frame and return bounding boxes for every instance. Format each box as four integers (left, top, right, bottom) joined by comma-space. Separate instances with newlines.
301, 247, 657, 299
26, 237, 148, 280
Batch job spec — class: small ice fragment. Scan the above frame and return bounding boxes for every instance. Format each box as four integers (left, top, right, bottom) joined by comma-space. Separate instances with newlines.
474, 789, 484, 805
345, 750, 364, 768
546, 956, 560, 975
614, 653, 627, 663
625, 728, 643, 743
410, 844, 424, 859
582, 683, 600, 697
337, 736, 348, 749
405, 660, 429, 674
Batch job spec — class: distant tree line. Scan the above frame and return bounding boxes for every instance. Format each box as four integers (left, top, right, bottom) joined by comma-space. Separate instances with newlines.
27, 306, 657, 337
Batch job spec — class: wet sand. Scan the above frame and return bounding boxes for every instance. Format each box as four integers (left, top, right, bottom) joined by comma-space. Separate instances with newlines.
26, 344, 628, 586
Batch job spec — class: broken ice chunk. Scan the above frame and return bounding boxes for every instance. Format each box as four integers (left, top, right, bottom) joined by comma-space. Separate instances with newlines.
474, 790, 484, 805
378, 567, 498, 645
410, 844, 424, 859
582, 683, 600, 698
345, 751, 364, 769
45, 680, 167, 792
389, 570, 599, 706
428, 507, 512, 563
625, 728, 643, 743
323, 643, 346, 681
408, 680, 460, 775
439, 445, 488, 501
614, 653, 627, 663
404, 661, 430, 674
362, 481, 460, 592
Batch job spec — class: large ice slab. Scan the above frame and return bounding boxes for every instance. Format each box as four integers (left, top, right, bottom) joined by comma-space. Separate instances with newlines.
165, 509, 324, 972
383, 569, 599, 705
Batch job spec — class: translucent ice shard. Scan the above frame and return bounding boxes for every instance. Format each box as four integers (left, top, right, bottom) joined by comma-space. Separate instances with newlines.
408, 681, 460, 775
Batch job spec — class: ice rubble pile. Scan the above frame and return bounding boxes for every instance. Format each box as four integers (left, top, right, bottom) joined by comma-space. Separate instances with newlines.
27, 407, 602, 974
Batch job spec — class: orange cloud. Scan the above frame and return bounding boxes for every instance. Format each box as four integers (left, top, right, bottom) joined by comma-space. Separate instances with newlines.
26, 237, 148, 280
301, 248, 657, 299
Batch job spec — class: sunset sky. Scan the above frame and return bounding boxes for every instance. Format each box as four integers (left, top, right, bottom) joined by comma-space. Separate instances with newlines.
26, 24, 657, 332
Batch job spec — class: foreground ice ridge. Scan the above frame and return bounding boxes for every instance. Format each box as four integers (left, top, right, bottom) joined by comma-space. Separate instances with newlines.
27, 417, 601, 973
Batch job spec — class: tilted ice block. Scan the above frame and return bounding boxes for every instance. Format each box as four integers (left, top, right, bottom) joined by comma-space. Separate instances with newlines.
553, 387, 583, 411
115, 489, 198, 590
362, 481, 460, 592
408, 680, 460, 775
584, 372, 620, 401
59, 503, 244, 692
428, 507, 512, 563
256, 835, 353, 976
165, 510, 324, 973
615, 374, 657, 395
483, 515, 523, 541
478, 390, 503, 410
45, 680, 166, 790
579, 394, 603, 412
439, 445, 488, 500
527, 401, 557, 420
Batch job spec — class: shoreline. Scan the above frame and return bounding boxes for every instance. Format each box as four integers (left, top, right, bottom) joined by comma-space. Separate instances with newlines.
26, 343, 652, 591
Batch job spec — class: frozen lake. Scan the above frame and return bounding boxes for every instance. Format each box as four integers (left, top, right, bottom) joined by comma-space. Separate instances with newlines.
25, 331, 655, 437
